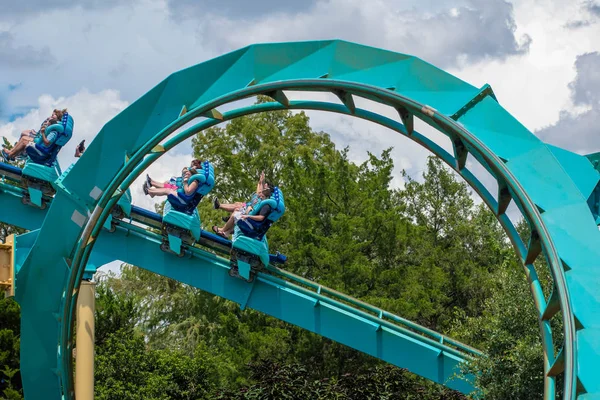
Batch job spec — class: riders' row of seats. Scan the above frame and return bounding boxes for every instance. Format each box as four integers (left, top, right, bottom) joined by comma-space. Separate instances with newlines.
167, 161, 215, 215
163, 162, 285, 245
16, 113, 74, 208
26, 112, 74, 167
14, 112, 284, 264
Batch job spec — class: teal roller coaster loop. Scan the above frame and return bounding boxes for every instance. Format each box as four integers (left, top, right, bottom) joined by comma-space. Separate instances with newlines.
8, 41, 600, 399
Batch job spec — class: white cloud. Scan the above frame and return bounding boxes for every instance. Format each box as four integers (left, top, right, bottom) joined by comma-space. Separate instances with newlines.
450, 0, 600, 133
0, 31, 53, 68
0, 0, 533, 121
194, 0, 530, 68
0, 0, 216, 119
0, 0, 122, 20
167, 0, 315, 19
536, 52, 600, 154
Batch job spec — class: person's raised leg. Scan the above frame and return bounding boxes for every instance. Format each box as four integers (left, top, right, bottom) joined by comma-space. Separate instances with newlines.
212, 213, 237, 238
147, 187, 174, 198
215, 199, 245, 211
145, 174, 166, 188
221, 212, 242, 235
20, 130, 35, 139
4, 137, 30, 158
151, 179, 165, 188
220, 203, 241, 213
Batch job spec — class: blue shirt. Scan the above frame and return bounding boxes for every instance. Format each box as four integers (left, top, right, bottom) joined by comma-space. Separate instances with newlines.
39, 130, 58, 148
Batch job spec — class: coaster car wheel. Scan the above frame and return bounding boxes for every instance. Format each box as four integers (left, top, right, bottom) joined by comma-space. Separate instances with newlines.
229, 253, 239, 277
244, 272, 256, 283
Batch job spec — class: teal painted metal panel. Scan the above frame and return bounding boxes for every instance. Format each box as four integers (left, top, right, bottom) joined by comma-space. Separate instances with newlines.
328, 41, 411, 77
506, 146, 587, 211
547, 145, 600, 200
0, 191, 46, 231
13, 230, 39, 277
190, 47, 256, 109
541, 204, 600, 271
257, 42, 337, 83
253, 41, 335, 82
16, 189, 89, 400
457, 96, 543, 160
27, 187, 43, 208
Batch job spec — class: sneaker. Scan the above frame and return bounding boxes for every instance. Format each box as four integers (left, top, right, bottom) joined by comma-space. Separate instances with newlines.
142, 182, 149, 196
146, 174, 152, 187
213, 197, 220, 210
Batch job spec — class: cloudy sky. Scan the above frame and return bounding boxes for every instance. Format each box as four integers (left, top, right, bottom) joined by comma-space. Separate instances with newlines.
1, 0, 599, 221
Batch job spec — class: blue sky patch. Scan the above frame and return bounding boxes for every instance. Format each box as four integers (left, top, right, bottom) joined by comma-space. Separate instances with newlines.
8, 83, 22, 92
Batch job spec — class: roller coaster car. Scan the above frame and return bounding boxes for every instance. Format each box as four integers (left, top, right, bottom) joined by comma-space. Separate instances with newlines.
21, 113, 74, 209
103, 188, 133, 232
161, 202, 202, 257
229, 187, 285, 282
20, 161, 60, 209
159, 161, 215, 256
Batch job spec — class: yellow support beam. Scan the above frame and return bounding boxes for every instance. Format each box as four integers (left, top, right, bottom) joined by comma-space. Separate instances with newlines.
151, 144, 166, 153
0, 235, 15, 297
75, 280, 96, 400
201, 108, 224, 121
179, 105, 188, 117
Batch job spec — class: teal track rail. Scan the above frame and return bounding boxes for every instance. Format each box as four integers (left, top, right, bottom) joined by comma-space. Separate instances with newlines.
4, 40, 599, 399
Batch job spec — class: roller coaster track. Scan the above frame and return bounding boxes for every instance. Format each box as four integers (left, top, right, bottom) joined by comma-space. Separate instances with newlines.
1, 40, 599, 399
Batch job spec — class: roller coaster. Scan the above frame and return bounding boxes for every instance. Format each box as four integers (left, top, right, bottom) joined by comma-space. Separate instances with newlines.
0, 40, 598, 399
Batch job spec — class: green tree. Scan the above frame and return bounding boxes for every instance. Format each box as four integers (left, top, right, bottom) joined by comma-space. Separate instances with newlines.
216, 359, 466, 400
94, 278, 215, 399
0, 292, 22, 400
451, 263, 546, 399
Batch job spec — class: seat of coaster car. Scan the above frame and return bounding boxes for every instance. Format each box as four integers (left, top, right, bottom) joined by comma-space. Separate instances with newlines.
26, 113, 73, 167
20, 160, 62, 209
161, 201, 202, 256
21, 113, 74, 208
230, 186, 285, 282
161, 161, 215, 255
